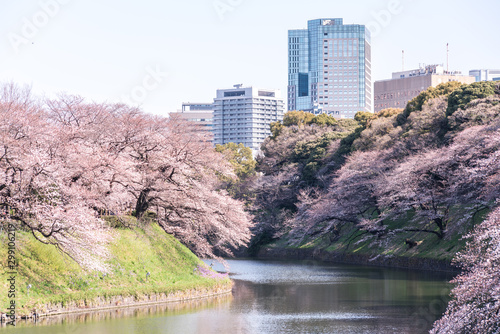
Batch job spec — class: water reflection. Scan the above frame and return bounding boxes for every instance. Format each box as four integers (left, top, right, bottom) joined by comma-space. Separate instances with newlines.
1, 259, 454, 334
0, 295, 232, 332
220, 260, 453, 334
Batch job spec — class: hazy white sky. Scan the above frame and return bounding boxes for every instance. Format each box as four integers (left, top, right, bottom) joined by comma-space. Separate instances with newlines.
1, 0, 499, 116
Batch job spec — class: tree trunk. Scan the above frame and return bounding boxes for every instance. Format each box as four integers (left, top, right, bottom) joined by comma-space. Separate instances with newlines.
433, 217, 445, 239
134, 190, 150, 218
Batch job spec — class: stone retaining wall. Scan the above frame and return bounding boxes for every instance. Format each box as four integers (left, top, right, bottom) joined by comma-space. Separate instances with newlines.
1, 282, 233, 321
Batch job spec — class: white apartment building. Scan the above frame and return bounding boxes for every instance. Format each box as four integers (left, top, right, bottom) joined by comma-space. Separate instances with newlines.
213, 85, 284, 153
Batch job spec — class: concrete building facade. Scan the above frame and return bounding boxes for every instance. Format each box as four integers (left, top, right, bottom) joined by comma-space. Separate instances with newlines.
213, 85, 284, 153
288, 18, 372, 118
374, 65, 475, 112
169, 102, 214, 136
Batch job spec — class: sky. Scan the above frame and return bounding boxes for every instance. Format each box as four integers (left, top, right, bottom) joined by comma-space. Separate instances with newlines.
1, 0, 499, 116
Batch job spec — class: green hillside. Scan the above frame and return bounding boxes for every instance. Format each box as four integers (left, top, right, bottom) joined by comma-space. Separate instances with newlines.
249, 81, 500, 269
0, 220, 230, 316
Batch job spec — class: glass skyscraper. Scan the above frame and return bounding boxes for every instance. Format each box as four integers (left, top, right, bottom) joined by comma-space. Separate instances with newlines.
288, 19, 372, 118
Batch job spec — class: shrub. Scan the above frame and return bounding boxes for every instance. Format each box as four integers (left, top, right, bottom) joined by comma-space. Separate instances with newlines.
446, 81, 497, 116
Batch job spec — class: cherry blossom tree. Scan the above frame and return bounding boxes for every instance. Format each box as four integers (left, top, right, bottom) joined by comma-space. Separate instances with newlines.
1, 87, 112, 272
250, 165, 300, 243
106, 112, 252, 258
286, 108, 500, 245
290, 150, 393, 244
377, 120, 500, 239
1, 84, 253, 269
44, 94, 253, 259
431, 205, 500, 334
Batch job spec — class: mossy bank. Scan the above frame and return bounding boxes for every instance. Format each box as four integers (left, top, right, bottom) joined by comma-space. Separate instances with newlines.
0, 220, 231, 317
255, 209, 487, 273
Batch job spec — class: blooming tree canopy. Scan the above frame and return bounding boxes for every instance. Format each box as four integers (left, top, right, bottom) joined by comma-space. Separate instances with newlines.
431, 206, 500, 334
0, 84, 252, 269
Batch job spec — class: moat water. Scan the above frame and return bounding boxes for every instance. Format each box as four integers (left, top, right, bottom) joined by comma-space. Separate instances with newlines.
2, 259, 454, 334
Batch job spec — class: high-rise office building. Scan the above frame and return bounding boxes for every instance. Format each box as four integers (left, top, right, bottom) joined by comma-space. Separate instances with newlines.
213, 85, 284, 153
288, 18, 372, 118
374, 64, 475, 112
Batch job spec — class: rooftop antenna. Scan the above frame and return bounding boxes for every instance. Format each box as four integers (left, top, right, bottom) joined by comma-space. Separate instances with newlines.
446, 43, 449, 73
402, 50, 405, 71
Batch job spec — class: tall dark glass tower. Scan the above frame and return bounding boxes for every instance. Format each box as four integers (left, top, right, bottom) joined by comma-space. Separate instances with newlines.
288, 19, 372, 118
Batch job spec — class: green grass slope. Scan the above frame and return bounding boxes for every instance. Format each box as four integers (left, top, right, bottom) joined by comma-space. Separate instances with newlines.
262, 207, 489, 269
0, 221, 230, 316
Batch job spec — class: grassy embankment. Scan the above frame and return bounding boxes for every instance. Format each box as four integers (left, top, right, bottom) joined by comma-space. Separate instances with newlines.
0, 219, 230, 316
263, 208, 489, 267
